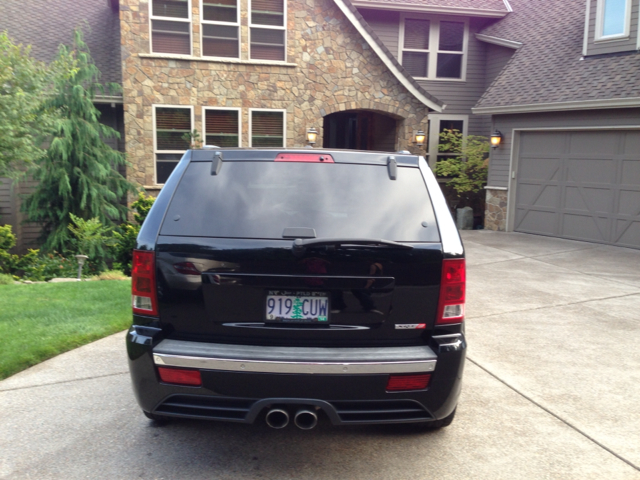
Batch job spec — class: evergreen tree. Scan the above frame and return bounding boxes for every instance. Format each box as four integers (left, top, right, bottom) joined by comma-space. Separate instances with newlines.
23, 30, 138, 252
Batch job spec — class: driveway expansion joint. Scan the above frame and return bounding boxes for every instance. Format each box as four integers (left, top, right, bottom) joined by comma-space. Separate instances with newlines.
0, 371, 129, 393
467, 357, 640, 473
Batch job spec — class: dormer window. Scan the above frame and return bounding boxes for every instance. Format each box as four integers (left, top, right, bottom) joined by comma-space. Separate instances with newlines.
596, 0, 631, 40
399, 15, 468, 81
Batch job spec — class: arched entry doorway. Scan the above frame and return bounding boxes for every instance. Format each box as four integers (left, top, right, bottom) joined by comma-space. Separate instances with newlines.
323, 110, 399, 152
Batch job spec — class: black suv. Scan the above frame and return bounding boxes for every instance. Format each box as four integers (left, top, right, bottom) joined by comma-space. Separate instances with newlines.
127, 148, 466, 430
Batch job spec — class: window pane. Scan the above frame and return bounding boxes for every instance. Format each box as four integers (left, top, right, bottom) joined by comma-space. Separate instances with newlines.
156, 108, 191, 150
439, 21, 464, 52
436, 53, 462, 78
402, 52, 428, 77
251, 0, 284, 26
202, 24, 239, 57
438, 121, 464, 154
603, 0, 627, 36
203, 0, 237, 23
250, 28, 285, 60
152, 0, 189, 19
152, 20, 190, 54
205, 110, 239, 147
252, 111, 283, 147
156, 154, 183, 184
404, 19, 429, 50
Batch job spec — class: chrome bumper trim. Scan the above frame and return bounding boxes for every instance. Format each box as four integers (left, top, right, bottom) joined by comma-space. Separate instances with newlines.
153, 353, 437, 375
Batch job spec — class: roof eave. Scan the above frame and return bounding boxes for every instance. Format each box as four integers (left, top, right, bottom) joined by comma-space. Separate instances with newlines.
352, 1, 509, 18
334, 0, 445, 112
475, 33, 522, 49
472, 97, 640, 115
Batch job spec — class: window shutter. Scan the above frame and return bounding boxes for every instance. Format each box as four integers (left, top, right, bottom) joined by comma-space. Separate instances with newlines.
205, 110, 239, 147
152, 20, 190, 55
250, 28, 285, 61
202, 24, 239, 57
152, 0, 189, 19
252, 111, 283, 147
156, 108, 192, 150
404, 19, 429, 50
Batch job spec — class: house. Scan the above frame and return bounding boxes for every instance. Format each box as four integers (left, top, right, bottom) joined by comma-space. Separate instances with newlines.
1, 0, 639, 251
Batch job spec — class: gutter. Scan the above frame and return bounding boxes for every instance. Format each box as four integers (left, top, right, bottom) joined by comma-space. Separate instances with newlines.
472, 97, 640, 115
475, 34, 522, 50
351, 1, 509, 18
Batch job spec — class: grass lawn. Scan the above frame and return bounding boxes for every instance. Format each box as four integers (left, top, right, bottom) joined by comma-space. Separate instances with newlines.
0, 280, 131, 380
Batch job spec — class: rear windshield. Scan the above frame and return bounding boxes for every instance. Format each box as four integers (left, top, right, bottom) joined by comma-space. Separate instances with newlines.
160, 161, 440, 242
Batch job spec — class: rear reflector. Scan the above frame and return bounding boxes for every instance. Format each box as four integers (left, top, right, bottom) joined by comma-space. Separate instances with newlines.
132, 250, 158, 316
436, 258, 465, 325
158, 367, 202, 386
386, 374, 431, 392
275, 153, 335, 163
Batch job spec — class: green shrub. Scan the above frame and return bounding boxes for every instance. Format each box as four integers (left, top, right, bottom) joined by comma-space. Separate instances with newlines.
0, 225, 20, 275
19, 250, 78, 281
434, 130, 489, 195
112, 192, 155, 276
0, 273, 14, 285
68, 214, 114, 275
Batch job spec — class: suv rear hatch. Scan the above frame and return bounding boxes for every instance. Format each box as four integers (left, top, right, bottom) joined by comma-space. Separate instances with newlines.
155, 150, 444, 347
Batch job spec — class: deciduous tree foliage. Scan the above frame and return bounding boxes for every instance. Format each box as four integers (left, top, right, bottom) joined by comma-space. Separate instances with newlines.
23, 30, 138, 253
0, 32, 55, 176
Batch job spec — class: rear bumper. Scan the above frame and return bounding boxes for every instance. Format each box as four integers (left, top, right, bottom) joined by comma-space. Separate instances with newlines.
127, 326, 466, 425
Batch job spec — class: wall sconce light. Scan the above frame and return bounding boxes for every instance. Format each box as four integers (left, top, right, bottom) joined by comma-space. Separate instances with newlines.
415, 130, 426, 147
490, 130, 503, 148
306, 127, 318, 146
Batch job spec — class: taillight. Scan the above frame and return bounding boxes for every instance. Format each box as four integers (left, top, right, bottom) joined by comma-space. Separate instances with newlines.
386, 374, 431, 392
132, 250, 158, 316
158, 367, 202, 386
436, 258, 465, 324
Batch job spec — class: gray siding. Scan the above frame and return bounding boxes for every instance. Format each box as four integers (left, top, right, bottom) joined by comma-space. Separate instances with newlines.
484, 43, 515, 90
359, 9, 400, 60
487, 108, 640, 187
586, 0, 639, 56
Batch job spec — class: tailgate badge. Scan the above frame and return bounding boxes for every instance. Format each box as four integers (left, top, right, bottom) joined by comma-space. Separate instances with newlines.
395, 324, 426, 329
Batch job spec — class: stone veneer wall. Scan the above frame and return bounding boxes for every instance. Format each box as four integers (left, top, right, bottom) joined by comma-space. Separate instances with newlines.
119, 0, 431, 188
484, 188, 507, 231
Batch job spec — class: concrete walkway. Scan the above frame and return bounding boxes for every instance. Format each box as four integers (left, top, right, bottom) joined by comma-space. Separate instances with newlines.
1, 231, 639, 479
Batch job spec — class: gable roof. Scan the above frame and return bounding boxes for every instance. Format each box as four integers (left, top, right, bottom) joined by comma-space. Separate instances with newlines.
0, 0, 122, 88
352, 0, 511, 17
474, 0, 640, 114
334, 0, 445, 111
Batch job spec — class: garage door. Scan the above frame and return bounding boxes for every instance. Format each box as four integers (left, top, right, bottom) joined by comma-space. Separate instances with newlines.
514, 130, 640, 249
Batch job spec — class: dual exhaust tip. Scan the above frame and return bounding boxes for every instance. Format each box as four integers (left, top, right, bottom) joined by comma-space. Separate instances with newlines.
265, 407, 318, 430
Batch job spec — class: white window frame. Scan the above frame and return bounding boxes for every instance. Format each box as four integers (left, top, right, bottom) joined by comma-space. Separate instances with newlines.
200, 0, 240, 59
153, 104, 194, 185
595, 0, 632, 41
399, 14, 469, 82
202, 106, 242, 147
249, 108, 286, 147
427, 114, 468, 169
248, 0, 287, 62
149, 0, 193, 56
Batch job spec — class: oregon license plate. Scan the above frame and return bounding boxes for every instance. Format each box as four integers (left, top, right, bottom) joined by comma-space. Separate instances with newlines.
265, 291, 329, 323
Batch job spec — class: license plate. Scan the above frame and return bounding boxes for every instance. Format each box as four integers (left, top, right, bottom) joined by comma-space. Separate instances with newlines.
265, 291, 329, 323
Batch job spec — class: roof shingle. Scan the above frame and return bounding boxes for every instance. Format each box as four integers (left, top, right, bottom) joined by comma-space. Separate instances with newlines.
0, 0, 122, 86
476, 0, 640, 110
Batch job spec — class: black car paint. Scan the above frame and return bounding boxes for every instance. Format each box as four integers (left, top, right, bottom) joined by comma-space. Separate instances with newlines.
127, 148, 466, 426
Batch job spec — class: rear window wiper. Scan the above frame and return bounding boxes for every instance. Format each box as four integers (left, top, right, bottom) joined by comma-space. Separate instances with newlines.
292, 237, 413, 256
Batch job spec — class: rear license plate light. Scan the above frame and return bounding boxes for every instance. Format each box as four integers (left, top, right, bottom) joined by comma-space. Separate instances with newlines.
386, 374, 431, 392
158, 367, 202, 386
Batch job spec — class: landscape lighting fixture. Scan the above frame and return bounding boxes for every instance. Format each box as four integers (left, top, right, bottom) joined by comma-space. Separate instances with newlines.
490, 130, 503, 148
306, 127, 318, 146
415, 130, 426, 147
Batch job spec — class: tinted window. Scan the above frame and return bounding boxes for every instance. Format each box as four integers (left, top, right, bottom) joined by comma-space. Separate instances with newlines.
161, 161, 439, 242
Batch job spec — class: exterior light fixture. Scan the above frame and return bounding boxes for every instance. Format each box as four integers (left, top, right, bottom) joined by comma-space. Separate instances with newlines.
490, 130, 503, 148
415, 130, 426, 147
306, 127, 318, 146
75, 254, 89, 281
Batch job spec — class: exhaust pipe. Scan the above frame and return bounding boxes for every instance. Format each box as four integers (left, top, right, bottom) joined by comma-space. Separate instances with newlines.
265, 408, 290, 429
294, 408, 318, 430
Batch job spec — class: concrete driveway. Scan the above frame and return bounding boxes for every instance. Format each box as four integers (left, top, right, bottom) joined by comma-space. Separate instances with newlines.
1, 231, 639, 480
